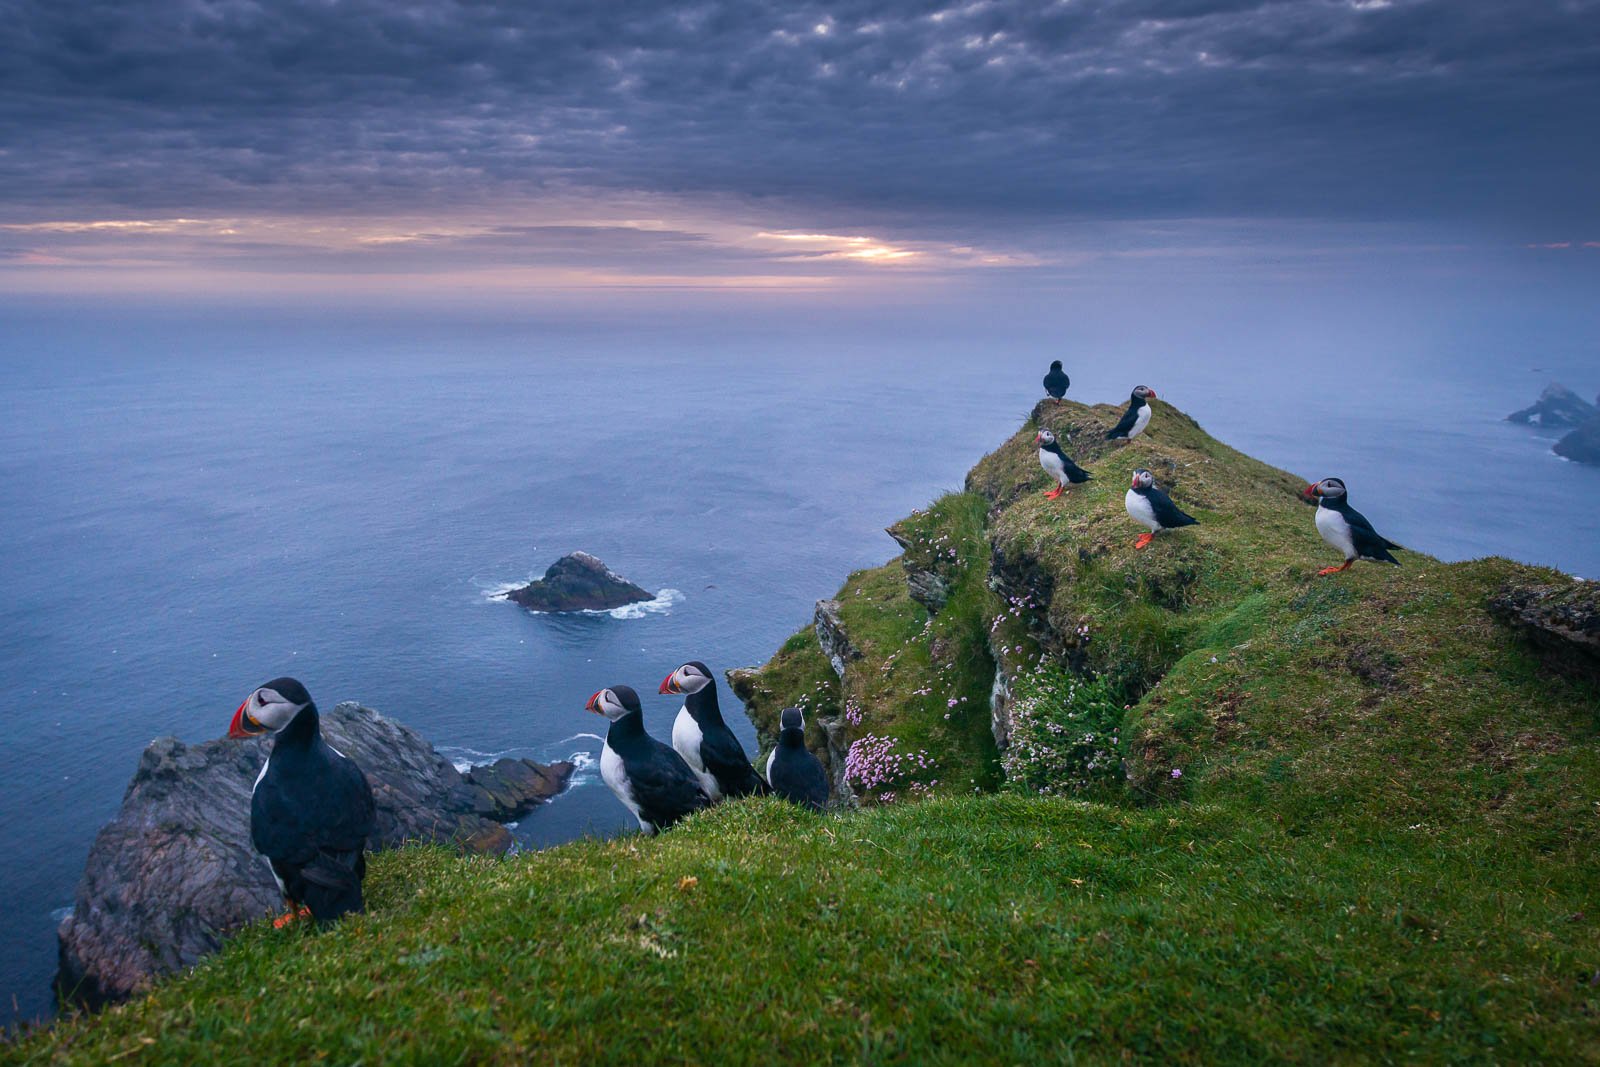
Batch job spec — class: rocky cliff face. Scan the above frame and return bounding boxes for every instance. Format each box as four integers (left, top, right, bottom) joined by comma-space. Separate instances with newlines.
56, 703, 571, 1009
1506, 383, 1598, 427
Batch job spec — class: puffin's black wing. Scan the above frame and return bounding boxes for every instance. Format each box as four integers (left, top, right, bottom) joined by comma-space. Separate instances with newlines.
770, 750, 829, 812
1146, 487, 1198, 529
251, 749, 375, 920
630, 739, 713, 830
699, 724, 770, 798
1059, 452, 1093, 484
1344, 505, 1402, 564
1043, 367, 1069, 398
1105, 403, 1139, 439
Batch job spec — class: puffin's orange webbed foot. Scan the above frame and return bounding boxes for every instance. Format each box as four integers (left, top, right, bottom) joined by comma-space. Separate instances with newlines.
1317, 561, 1353, 577
1044, 485, 1064, 500
273, 905, 312, 929
1134, 533, 1154, 550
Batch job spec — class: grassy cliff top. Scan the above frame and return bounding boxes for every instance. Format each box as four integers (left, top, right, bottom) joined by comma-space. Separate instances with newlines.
11, 397, 1599, 1064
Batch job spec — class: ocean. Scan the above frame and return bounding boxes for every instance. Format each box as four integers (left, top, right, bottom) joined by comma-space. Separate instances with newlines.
2, 300, 1596, 1025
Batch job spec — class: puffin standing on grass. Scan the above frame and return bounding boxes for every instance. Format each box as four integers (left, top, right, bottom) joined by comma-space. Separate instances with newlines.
661, 661, 767, 801
1043, 360, 1070, 403
1303, 477, 1402, 575
1124, 468, 1198, 549
588, 684, 710, 834
228, 677, 375, 927
1105, 385, 1157, 441
1035, 428, 1093, 500
766, 707, 830, 811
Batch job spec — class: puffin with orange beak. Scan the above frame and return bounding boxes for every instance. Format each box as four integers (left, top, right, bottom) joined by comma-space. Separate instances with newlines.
1105, 385, 1157, 441
1124, 468, 1198, 549
587, 684, 710, 834
1303, 477, 1402, 575
229, 677, 375, 928
661, 661, 767, 801
1035, 428, 1092, 500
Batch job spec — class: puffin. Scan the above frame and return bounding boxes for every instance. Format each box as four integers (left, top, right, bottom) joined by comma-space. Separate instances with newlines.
1042, 360, 1070, 403
228, 677, 375, 927
1105, 385, 1157, 441
1035, 428, 1093, 500
661, 661, 767, 801
1303, 477, 1403, 575
1124, 468, 1198, 549
765, 707, 829, 812
587, 684, 710, 834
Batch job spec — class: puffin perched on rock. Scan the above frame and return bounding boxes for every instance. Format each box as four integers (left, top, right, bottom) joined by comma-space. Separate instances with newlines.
1042, 360, 1070, 403
1106, 385, 1157, 441
228, 677, 375, 927
1035, 428, 1093, 500
1303, 477, 1402, 575
588, 684, 710, 834
1124, 468, 1198, 549
765, 707, 829, 811
661, 661, 767, 801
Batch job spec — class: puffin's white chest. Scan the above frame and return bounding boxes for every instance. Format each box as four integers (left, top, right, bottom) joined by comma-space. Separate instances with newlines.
1125, 489, 1161, 532
764, 746, 778, 784
1039, 448, 1067, 484
600, 742, 650, 831
1128, 403, 1152, 439
1316, 506, 1356, 559
670, 708, 721, 800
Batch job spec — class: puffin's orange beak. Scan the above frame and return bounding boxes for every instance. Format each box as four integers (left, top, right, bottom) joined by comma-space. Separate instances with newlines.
1034, 433, 1041, 444
585, 690, 603, 713
228, 699, 264, 739
660, 672, 680, 695
1303, 483, 1319, 499
1147, 389, 1157, 399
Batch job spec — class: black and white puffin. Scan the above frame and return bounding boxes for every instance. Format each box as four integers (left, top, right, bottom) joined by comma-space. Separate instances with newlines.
765, 707, 829, 811
1303, 477, 1402, 575
1105, 385, 1157, 440
1042, 360, 1070, 403
660, 661, 767, 801
228, 677, 375, 927
588, 684, 710, 834
1035, 428, 1093, 500
1124, 468, 1198, 549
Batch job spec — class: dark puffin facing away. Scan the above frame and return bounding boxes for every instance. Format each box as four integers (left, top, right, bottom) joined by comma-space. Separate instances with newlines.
1105, 385, 1157, 440
1303, 477, 1402, 575
1035, 428, 1093, 500
1043, 360, 1070, 402
661, 661, 767, 801
765, 707, 829, 811
228, 677, 376, 927
1124, 468, 1198, 549
588, 684, 710, 834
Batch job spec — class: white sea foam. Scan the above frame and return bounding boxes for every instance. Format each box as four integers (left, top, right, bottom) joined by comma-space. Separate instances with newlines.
437, 745, 517, 773
602, 587, 683, 619
50, 905, 73, 923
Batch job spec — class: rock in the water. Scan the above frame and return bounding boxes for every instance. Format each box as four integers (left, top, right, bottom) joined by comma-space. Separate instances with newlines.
55, 703, 572, 1010
1554, 414, 1600, 467
1488, 577, 1600, 681
1506, 383, 1597, 427
502, 552, 653, 612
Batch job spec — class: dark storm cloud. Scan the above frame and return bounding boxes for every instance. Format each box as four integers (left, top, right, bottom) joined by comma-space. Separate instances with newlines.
1, 0, 1596, 230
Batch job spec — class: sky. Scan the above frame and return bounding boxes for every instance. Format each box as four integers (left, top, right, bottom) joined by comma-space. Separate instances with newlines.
2, 0, 1597, 307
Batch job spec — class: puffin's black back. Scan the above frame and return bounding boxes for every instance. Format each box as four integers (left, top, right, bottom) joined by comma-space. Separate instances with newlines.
1325, 496, 1402, 563
684, 674, 769, 798
769, 727, 829, 812
1041, 439, 1093, 483
251, 705, 376, 921
608, 712, 712, 830
1143, 485, 1198, 528
1043, 361, 1070, 399
1105, 394, 1146, 439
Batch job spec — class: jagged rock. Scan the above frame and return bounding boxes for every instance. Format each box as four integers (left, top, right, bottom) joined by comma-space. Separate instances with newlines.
885, 524, 950, 613
814, 600, 862, 678
55, 703, 571, 1010
502, 552, 652, 612
1554, 414, 1600, 467
1488, 578, 1600, 681
1506, 383, 1597, 427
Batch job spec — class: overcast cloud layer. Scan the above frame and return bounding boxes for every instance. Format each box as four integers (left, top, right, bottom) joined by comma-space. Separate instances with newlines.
1, 0, 1596, 291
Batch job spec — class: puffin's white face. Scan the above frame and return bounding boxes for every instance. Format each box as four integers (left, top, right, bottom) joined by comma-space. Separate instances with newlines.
1133, 385, 1156, 401
1035, 429, 1057, 447
585, 686, 638, 722
659, 662, 712, 696
1131, 469, 1155, 490
229, 678, 311, 739
1305, 477, 1347, 501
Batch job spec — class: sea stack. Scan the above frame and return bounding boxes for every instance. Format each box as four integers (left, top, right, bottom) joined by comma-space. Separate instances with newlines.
503, 552, 653, 612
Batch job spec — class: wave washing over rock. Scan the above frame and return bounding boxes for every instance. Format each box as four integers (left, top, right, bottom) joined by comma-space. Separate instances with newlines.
55, 702, 572, 1010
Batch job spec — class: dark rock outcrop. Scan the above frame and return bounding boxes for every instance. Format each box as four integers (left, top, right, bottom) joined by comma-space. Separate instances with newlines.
56, 703, 571, 1010
1488, 578, 1600, 681
1554, 415, 1600, 467
502, 552, 653, 613
886, 524, 951, 614
814, 600, 862, 678
1506, 383, 1597, 427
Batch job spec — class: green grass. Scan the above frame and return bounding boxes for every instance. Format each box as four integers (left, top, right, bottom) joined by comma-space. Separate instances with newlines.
14, 397, 1600, 1063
